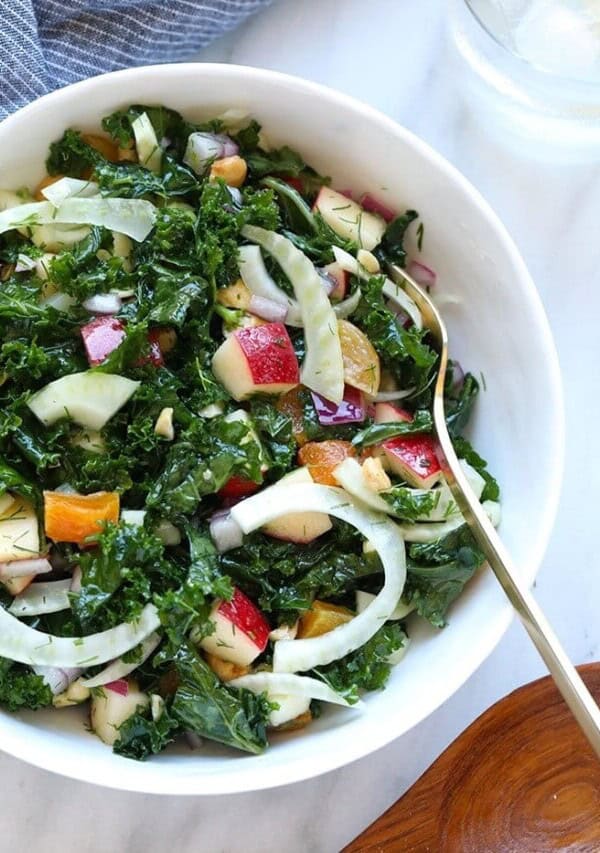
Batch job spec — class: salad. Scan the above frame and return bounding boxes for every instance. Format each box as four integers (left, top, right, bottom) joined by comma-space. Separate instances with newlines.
0, 105, 501, 759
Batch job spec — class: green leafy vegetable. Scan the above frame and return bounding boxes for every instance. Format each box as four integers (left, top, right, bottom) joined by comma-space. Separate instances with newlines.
0, 659, 53, 711
114, 705, 179, 760
171, 644, 271, 754
313, 623, 407, 704
351, 409, 433, 448
405, 526, 486, 627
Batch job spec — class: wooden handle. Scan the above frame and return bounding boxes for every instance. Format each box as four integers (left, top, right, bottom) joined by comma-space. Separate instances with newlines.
344, 664, 600, 852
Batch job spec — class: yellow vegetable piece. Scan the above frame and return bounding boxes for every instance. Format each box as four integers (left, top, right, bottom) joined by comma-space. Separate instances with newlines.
297, 600, 354, 639
338, 319, 381, 396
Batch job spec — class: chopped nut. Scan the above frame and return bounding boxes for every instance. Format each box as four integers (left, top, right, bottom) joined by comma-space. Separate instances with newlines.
153, 326, 177, 354
209, 155, 248, 188
269, 621, 299, 642
204, 652, 250, 683
154, 407, 175, 441
362, 456, 392, 492
357, 249, 380, 274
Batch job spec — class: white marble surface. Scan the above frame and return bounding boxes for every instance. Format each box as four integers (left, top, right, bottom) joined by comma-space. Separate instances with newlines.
3, 1, 600, 850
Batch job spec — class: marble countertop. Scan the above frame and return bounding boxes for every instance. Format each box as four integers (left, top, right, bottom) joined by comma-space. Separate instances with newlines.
3, 1, 599, 850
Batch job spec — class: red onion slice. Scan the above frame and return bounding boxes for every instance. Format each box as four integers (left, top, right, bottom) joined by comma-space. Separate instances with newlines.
407, 260, 437, 288
70, 565, 82, 593
209, 510, 244, 553
360, 193, 396, 222
82, 293, 122, 314
33, 665, 83, 696
185, 731, 204, 750
248, 294, 288, 324
317, 270, 337, 296
312, 386, 366, 425
0, 558, 52, 579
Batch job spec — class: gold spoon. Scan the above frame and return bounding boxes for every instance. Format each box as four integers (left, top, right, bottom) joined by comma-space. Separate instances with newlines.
386, 262, 600, 759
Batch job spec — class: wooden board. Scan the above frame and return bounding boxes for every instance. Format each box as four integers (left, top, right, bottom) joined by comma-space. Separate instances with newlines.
344, 664, 600, 852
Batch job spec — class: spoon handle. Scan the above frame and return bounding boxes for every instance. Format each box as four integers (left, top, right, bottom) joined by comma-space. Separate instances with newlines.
389, 263, 600, 759
434, 391, 600, 760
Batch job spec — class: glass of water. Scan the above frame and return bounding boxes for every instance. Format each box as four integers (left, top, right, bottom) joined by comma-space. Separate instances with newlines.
449, 0, 600, 157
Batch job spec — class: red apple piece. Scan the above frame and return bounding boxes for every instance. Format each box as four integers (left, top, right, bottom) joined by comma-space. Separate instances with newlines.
80, 316, 126, 367
211, 322, 300, 401
374, 402, 413, 424
380, 434, 443, 488
200, 588, 270, 667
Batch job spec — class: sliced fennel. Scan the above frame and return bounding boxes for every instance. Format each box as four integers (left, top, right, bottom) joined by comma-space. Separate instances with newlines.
231, 483, 406, 673
229, 673, 358, 712
242, 226, 344, 403
238, 244, 302, 325
355, 590, 414, 621
390, 499, 502, 543
0, 197, 156, 242
132, 112, 163, 174
54, 198, 156, 242
0, 602, 159, 667
80, 632, 161, 687
332, 246, 423, 330
9, 579, 72, 617
27, 371, 140, 430
334, 458, 484, 522
41, 177, 99, 206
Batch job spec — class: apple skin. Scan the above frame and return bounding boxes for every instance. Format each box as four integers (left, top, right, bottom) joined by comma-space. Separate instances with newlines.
211, 322, 300, 401
80, 317, 165, 367
380, 433, 443, 488
200, 588, 270, 667
218, 475, 260, 501
320, 262, 348, 301
80, 316, 126, 367
374, 402, 413, 424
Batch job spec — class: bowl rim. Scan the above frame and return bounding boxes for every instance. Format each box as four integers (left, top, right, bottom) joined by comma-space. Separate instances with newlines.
0, 62, 565, 795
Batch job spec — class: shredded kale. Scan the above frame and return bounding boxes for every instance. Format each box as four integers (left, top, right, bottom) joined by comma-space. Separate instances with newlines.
353, 275, 437, 391
381, 486, 440, 521
0, 659, 53, 711
313, 623, 407, 704
114, 705, 180, 761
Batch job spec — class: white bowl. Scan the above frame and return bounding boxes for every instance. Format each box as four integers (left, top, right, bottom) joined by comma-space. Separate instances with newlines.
0, 64, 564, 794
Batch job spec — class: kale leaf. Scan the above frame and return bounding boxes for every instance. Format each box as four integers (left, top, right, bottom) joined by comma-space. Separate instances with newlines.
0, 659, 53, 711
114, 705, 180, 761
454, 436, 500, 503
405, 525, 486, 627
376, 209, 418, 268
313, 623, 407, 704
381, 486, 440, 521
445, 373, 480, 437
351, 409, 433, 448
170, 644, 271, 754
353, 275, 437, 391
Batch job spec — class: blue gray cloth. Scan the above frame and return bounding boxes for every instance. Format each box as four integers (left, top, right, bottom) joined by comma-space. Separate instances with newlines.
0, 1, 273, 119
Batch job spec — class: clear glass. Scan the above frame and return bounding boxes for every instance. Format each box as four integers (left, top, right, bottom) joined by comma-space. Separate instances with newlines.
448, 0, 600, 159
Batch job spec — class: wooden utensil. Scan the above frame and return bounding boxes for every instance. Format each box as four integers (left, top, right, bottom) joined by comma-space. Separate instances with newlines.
344, 663, 600, 852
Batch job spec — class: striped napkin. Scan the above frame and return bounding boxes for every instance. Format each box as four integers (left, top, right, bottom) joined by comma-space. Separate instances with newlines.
0, 0, 273, 119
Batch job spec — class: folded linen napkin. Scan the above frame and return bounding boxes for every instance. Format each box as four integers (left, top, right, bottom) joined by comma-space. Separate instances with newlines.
0, 0, 273, 119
